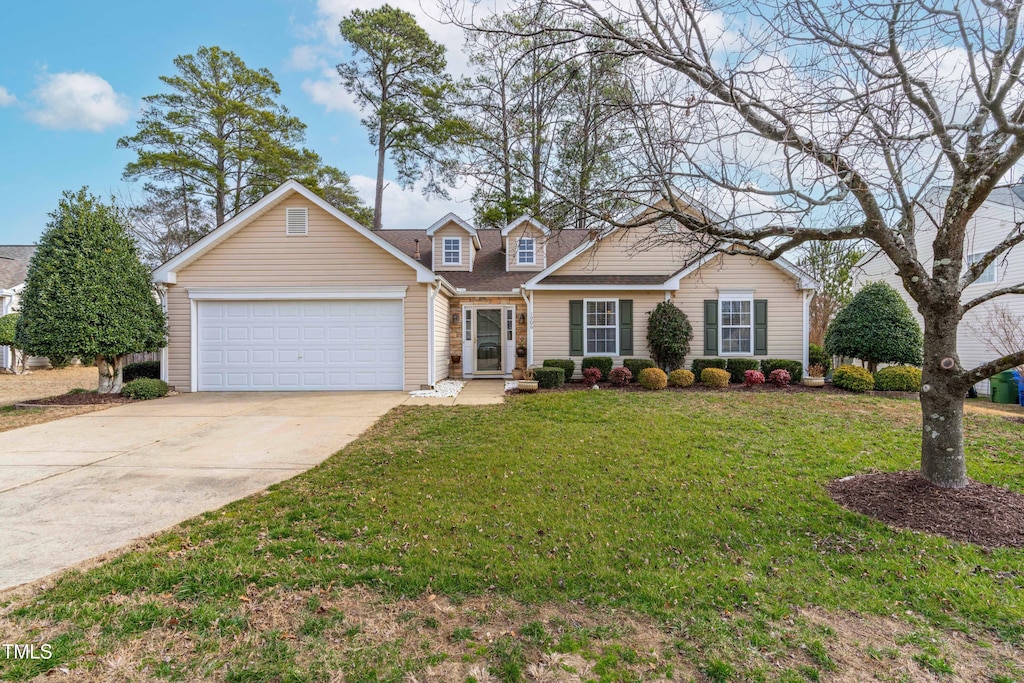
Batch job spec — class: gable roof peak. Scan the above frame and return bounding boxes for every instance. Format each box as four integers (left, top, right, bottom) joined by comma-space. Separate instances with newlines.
425, 213, 481, 248
501, 215, 551, 237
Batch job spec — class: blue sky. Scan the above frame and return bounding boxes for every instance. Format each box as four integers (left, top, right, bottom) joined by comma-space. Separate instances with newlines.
0, 0, 473, 245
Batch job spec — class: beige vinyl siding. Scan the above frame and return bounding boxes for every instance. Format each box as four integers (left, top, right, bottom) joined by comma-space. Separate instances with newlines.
433, 291, 450, 381
676, 255, 805, 364
531, 255, 806, 375
165, 194, 430, 391
532, 290, 666, 376
555, 227, 700, 276
506, 224, 546, 271
432, 224, 473, 271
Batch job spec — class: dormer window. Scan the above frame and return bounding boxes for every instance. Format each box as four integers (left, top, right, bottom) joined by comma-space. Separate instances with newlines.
443, 237, 462, 265
517, 237, 536, 265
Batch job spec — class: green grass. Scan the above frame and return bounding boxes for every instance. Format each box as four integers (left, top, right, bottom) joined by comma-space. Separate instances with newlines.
2, 390, 1023, 681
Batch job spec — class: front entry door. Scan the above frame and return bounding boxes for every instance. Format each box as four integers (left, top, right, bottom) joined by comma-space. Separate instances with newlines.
475, 309, 502, 372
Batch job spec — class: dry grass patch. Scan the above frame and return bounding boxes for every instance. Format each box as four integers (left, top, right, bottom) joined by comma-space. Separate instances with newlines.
0, 366, 97, 406
0, 404, 113, 433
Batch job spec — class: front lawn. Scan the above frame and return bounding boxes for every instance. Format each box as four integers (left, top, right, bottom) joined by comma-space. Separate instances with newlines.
2, 391, 1023, 681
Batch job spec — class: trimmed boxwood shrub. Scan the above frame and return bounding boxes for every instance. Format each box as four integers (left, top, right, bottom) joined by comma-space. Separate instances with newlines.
668, 369, 695, 387
533, 366, 565, 389
808, 343, 831, 375
701, 367, 730, 388
542, 358, 576, 381
582, 356, 613, 381
726, 358, 760, 384
581, 367, 602, 387
608, 366, 632, 386
760, 359, 803, 382
691, 358, 727, 376
623, 358, 655, 381
121, 378, 169, 400
874, 365, 922, 392
833, 364, 875, 392
123, 360, 161, 382
638, 367, 668, 390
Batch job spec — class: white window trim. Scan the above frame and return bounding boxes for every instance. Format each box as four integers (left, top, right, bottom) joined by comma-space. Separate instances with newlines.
517, 237, 536, 265
443, 237, 462, 265
967, 252, 997, 285
583, 298, 619, 356
719, 291, 755, 357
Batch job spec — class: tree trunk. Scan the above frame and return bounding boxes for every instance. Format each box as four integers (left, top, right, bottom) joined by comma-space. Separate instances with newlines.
919, 312, 968, 489
373, 118, 387, 231
97, 356, 125, 394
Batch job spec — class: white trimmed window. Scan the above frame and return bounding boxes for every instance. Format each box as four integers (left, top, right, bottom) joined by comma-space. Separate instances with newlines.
585, 299, 618, 355
517, 237, 536, 265
720, 294, 754, 355
967, 252, 997, 285
443, 237, 462, 265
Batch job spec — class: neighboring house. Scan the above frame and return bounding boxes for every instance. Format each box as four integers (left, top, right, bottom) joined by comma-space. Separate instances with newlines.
854, 186, 1024, 394
0, 245, 49, 371
153, 180, 817, 392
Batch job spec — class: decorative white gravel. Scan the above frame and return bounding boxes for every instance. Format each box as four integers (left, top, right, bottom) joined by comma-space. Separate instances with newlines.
409, 379, 466, 398
504, 381, 518, 391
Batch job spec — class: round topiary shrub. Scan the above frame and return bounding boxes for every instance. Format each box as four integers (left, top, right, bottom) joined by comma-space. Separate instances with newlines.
768, 368, 791, 387
646, 301, 692, 371
121, 378, 169, 400
608, 366, 633, 387
533, 366, 565, 389
668, 369, 695, 387
874, 365, 922, 392
744, 369, 765, 386
825, 282, 922, 371
832, 364, 875, 393
638, 367, 668, 390
701, 367, 730, 388
581, 367, 602, 387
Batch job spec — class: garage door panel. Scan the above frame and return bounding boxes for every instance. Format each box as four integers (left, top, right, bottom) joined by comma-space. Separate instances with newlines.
197, 299, 403, 391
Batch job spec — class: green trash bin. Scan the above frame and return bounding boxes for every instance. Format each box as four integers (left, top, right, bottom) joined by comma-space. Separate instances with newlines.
990, 370, 1021, 404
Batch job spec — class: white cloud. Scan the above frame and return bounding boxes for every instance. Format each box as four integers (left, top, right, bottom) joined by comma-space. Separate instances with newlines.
301, 68, 362, 115
28, 72, 131, 132
350, 174, 475, 229
0, 86, 16, 107
288, 44, 326, 71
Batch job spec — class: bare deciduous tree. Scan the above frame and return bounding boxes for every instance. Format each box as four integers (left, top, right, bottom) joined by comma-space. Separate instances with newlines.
451, 0, 1024, 488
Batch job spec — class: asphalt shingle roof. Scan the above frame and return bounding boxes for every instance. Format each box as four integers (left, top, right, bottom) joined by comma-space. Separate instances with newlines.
0, 245, 36, 290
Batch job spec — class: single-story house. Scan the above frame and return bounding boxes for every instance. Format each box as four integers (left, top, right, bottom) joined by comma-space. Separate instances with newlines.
153, 180, 817, 391
0, 245, 49, 371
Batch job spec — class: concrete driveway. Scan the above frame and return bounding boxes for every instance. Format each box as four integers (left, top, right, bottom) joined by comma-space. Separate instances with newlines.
0, 391, 407, 591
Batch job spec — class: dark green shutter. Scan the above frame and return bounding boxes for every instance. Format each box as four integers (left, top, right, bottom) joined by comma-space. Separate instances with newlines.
754, 299, 768, 355
703, 300, 718, 356
619, 300, 633, 356
569, 300, 584, 356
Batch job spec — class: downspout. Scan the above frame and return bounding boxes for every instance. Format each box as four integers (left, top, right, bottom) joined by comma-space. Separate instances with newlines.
520, 287, 534, 368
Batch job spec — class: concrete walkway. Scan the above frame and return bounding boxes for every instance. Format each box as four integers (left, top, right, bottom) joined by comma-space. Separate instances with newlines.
404, 379, 507, 406
0, 391, 407, 591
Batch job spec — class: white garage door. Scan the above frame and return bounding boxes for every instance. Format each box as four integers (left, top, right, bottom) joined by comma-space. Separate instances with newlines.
197, 300, 403, 391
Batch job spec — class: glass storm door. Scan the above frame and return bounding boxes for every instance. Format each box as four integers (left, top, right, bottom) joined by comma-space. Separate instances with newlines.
475, 309, 502, 372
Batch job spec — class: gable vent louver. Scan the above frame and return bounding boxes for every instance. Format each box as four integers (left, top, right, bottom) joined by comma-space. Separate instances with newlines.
285, 207, 308, 235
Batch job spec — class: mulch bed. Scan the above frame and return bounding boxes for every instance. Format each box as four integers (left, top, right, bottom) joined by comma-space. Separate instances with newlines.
19, 392, 133, 407
828, 470, 1024, 548
510, 381, 849, 395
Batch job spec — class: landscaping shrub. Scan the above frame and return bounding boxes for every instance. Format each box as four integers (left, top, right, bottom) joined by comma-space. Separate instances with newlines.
121, 378, 169, 400
701, 367, 730, 388
533, 367, 565, 389
808, 343, 832, 375
582, 356, 613, 381
581, 367, 602, 387
874, 365, 922, 392
744, 370, 765, 386
0, 312, 19, 347
691, 358, 727, 376
646, 300, 692, 370
623, 358, 655, 380
668, 369, 695, 387
542, 358, 576, 381
760, 359, 803, 382
48, 355, 72, 369
637, 367, 668, 390
608, 366, 632, 387
825, 281, 922, 371
123, 360, 161, 382
768, 368, 792, 387
726, 358, 760, 383
832, 364, 875, 392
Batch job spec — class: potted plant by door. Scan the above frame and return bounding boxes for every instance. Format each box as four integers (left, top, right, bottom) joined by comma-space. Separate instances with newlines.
802, 364, 826, 387
517, 368, 539, 393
